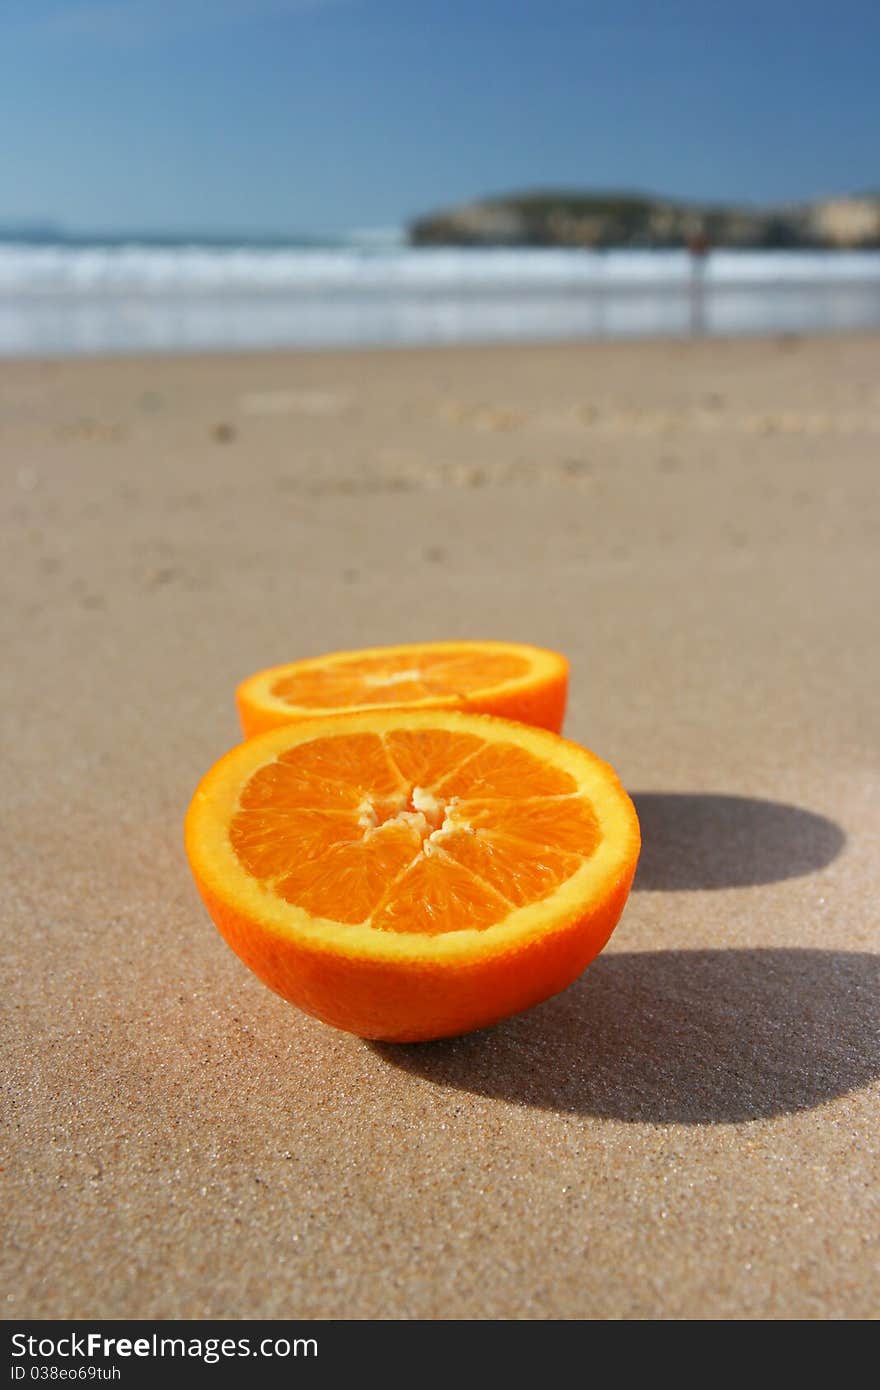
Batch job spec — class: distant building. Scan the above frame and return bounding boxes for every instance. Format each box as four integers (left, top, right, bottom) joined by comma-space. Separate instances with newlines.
810, 199, 880, 247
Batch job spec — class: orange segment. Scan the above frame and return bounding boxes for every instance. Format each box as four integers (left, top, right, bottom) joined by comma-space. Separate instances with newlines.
185, 709, 640, 1041
452, 796, 601, 854
371, 850, 511, 936
238, 761, 361, 812
271, 648, 528, 706
276, 823, 421, 924
235, 641, 569, 736
278, 732, 404, 798
384, 728, 484, 789
229, 808, 359, 878
410, 649, 528, 692
435, 829, 582, 908
433, 741, 576, 799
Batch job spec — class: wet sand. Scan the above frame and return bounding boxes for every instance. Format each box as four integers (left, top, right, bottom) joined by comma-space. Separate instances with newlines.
2, 334, 879, 1319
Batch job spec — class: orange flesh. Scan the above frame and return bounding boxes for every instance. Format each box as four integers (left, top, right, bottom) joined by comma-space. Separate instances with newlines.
229, 728, 600, 935
270, 648, 530, 710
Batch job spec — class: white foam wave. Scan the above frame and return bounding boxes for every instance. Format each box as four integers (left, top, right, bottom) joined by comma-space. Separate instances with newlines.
1, 244, 879, 295
2, 244, 879, 354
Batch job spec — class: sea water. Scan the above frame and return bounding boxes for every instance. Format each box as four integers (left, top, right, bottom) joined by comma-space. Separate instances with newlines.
1, 241, 879, 356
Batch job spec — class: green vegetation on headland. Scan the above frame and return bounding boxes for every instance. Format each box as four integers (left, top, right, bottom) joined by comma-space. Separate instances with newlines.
409, 190, 880, 249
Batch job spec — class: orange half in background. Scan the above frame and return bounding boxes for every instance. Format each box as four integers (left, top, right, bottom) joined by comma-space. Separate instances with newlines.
236, 640, 568, 737
185, 709, 640, 1041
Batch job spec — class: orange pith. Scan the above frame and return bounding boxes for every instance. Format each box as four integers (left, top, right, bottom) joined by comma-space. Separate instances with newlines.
235, 640, 569, 737
185, 710, 640, 1042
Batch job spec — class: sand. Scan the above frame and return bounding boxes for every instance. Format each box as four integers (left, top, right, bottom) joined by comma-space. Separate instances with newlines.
2, 334, 879, 1321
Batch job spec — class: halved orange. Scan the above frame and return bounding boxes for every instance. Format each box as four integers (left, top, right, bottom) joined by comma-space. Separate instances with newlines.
185, 710, 640, 1041
235, 640, 568, 738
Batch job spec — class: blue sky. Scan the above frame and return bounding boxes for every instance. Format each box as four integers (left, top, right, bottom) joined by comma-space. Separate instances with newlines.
2, 0, 878, 234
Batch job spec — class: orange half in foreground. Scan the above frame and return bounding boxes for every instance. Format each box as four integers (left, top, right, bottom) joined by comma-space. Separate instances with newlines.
235, 640, 568, 737
185, 710, 640, 1042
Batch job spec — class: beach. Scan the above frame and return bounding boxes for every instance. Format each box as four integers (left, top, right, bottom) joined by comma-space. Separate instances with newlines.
3, 333, 879, 1319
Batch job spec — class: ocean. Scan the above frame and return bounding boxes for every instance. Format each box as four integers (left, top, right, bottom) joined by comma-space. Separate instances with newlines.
1, 240, 879, 356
